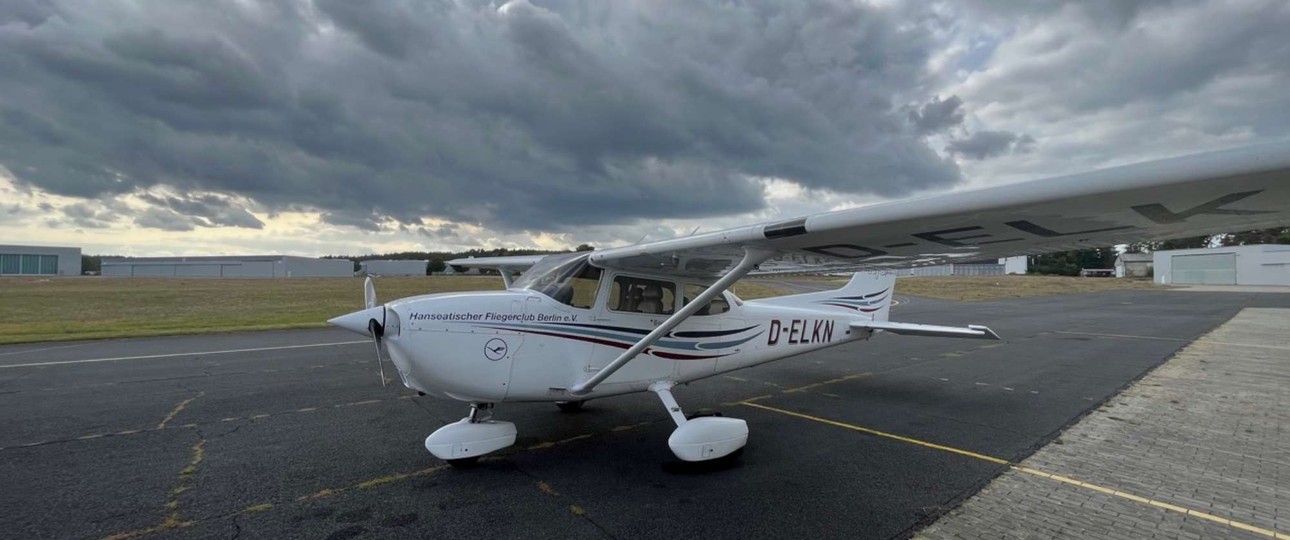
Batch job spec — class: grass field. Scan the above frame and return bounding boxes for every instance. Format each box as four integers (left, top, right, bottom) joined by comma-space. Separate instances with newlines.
0, 276, 499, 345
0, 275, 1163, 345
0, 276, 790, 345
894, 275, 1167, 301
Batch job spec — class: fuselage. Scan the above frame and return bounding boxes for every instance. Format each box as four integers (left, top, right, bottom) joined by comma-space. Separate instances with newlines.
379, 288, 868, 403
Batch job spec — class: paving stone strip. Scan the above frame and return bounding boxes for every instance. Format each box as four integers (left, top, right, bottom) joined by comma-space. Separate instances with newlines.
917, 308, 1290, 540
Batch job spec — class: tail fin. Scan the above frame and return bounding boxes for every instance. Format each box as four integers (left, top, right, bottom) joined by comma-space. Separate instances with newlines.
750, 272, 896, 321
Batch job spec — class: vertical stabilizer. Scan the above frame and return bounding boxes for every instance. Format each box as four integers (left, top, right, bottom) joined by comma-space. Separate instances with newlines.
748, 272, 896, 321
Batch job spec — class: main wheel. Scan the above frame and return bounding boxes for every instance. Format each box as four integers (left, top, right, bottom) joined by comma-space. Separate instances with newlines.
555, 400, 586, 413
446, 456, 481, 468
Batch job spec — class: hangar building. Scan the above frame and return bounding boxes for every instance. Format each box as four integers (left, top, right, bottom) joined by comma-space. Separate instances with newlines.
359, 259, 427, 276
101, 255, 353, 278
1153, 244, 1290, 286
0, 244, 82, 276
898, 256, 1028, 277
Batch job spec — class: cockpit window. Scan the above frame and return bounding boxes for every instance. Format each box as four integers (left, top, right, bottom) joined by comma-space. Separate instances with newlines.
512, 253, 601, 308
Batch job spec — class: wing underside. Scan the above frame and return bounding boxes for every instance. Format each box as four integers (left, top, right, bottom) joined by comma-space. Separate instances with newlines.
587, 142, 1290, 278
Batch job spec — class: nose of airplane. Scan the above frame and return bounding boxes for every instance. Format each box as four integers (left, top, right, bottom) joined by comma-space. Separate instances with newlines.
328, 306, 386, 336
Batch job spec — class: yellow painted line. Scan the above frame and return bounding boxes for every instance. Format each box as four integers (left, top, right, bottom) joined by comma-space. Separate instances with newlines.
240, 503, 274, 514
725, 394, 774, 406
744, 401, 1289, 539
781, 373, 869, 394
158, 393, 203, 429
296, 465, 450, 501
741, 401, 1008, 465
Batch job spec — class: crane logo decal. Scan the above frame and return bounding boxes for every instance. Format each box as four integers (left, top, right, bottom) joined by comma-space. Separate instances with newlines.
484, 338, 508, 361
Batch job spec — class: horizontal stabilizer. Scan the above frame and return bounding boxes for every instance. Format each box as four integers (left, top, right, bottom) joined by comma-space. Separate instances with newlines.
851, 320, 1001, 340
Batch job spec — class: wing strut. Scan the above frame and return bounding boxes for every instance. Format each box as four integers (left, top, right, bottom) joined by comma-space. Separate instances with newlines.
569, 248, 774, 396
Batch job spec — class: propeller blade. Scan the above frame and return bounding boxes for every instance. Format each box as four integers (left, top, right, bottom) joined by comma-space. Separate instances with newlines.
368, 318, 387, 387
364, 277, 377, 309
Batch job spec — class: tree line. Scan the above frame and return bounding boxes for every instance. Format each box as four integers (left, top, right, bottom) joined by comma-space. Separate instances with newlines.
79, 245, 596, 275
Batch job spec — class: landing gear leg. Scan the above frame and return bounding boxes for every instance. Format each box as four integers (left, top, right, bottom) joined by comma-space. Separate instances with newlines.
650, 382, 748, 462
425, 402, 517, 466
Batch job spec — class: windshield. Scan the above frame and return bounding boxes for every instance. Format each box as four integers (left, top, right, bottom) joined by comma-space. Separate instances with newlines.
512, 253, 601, 308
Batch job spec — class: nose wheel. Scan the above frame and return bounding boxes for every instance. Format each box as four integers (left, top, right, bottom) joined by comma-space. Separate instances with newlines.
425, 403, 517, 465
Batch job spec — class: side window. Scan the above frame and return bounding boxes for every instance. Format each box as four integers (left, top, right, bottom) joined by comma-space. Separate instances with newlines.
608, 276, 676, 315
683, 284, 732, 316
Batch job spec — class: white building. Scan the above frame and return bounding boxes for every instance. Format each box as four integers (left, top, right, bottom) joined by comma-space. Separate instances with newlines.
101, 255, 353, 278
0, 244, 82, 276
1115, 252, 1154, 278
900, 256, 1027, 277
1153, 245, 1290, 286
359, 259, 427, 276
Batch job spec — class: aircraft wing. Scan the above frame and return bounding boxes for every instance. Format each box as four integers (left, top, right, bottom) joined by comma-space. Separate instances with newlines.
446, 255, 546, 270
587, 142, 1290, 278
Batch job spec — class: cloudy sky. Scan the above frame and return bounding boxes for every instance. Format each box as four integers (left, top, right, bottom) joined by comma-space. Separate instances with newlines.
2, 0, 1287, 256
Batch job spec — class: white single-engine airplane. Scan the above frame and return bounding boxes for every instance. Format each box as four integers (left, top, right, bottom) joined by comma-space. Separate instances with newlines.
330, 142, 1290, 466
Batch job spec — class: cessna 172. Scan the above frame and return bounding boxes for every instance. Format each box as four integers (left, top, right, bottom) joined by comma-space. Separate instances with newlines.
330, 142, 1290, 465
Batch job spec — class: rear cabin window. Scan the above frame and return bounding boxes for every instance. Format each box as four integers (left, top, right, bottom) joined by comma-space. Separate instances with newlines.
682, 285, 733, 316
608, 276, 676, 315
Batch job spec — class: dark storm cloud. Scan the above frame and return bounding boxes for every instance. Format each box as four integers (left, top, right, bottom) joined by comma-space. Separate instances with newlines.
908, 96, 964, 135
137, 193, 265, 229
134, 207, 200, 232
61, 202, 116, 228
959, 0, 1290, 117
0, 0, 55, 27
0, 0, 965, 233
320, 211, 386, 232
946, 130, 1035, 160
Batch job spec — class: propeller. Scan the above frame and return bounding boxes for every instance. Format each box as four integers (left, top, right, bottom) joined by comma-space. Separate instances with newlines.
364, 277, 388, 387
325, 277, 392, 386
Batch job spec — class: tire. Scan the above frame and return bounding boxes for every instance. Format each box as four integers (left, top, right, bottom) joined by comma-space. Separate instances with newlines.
446, 456, 481, 468
555, 400, 586, 413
